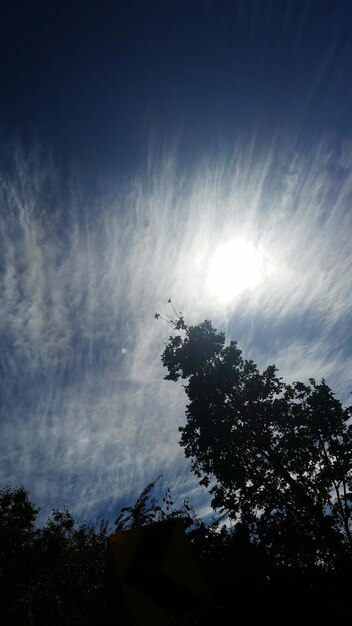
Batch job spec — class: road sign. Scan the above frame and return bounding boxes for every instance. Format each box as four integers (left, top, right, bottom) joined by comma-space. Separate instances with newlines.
107, 518, 211, 625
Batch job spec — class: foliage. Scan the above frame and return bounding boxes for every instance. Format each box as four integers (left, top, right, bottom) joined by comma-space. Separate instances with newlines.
160, 316, 352, 574
3, 307, 352, 622
0, 487, 40, 625
115, 475, 200, 533
0, 486, 112, 625
0, 482, 202, 625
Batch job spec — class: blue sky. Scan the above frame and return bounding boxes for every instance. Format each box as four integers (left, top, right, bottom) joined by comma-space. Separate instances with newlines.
1, 0, 352, 524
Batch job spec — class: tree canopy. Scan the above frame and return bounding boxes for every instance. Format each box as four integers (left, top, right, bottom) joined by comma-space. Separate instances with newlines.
2, 313, 352, 623
161, 315, 352, 573
0, 486, 111, 625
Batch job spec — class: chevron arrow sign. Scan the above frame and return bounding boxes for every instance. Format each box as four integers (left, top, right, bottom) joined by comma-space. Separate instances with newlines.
107, 518, 212, 625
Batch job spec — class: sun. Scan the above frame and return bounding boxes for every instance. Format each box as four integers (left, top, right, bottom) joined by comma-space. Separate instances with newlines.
205, 239, 264, 303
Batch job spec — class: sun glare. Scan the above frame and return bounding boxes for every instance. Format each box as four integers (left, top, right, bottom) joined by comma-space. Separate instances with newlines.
205, 239, 264, 303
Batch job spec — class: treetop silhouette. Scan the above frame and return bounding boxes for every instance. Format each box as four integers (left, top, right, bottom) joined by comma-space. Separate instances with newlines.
159, 309, 352, 571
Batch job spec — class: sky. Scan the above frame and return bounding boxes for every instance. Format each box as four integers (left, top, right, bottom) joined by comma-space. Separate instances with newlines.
1, 0, 352, 525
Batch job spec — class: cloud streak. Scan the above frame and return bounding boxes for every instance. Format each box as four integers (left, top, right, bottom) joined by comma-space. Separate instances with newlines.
0, 134, 351, 522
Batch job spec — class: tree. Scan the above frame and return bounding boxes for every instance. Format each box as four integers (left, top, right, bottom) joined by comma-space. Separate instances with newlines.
0, 486, 113, 625
160, 316, 352, 575
0, 483, 204, 625
33, 508, 110, 626
0, 486, 39, 624
115, 475, 200, 532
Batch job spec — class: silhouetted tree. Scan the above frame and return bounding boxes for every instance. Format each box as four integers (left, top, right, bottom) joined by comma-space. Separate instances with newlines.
0, 486, 39, 624
115, 475, 201, 532
33, 508, 110, 625
0, 483, 207, 625
160, 316, 352, 579
0, 486, 113, 625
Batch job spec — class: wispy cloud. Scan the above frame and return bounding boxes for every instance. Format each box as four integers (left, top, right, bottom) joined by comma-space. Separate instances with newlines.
0, 134, 351, 521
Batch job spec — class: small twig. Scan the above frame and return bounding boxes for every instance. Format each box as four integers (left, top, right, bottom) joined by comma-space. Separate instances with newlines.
155, 299, 187, 330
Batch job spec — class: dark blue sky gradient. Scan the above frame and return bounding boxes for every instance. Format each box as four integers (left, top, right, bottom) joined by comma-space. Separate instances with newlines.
2, 1, 351, 176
